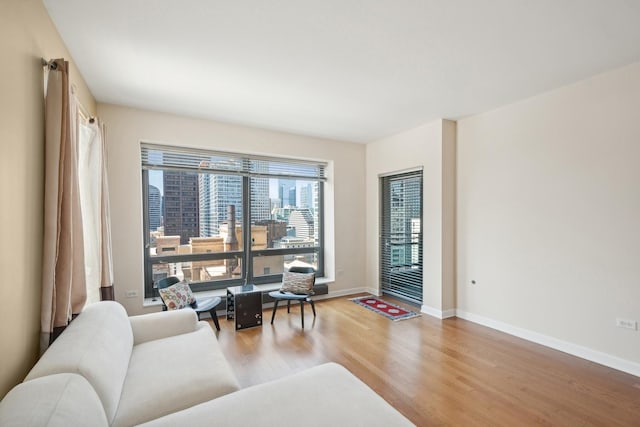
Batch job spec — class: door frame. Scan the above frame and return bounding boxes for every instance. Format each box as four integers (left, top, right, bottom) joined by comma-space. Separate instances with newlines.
379, 167, 424, 305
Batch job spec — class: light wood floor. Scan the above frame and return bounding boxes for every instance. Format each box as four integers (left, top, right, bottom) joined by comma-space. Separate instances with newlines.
208, 294, 640, 426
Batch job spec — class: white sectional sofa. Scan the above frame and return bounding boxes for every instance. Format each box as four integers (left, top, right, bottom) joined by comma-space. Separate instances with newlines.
0, 301, 413, 426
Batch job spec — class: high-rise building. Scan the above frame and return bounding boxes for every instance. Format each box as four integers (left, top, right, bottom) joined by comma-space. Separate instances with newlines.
388, 180, 421, 267
300, 183, 312, 210
278, 178, 296, 207
251, 177, 270, 223
313, 181, 320, 241
288, 208, 314, 239
198, 173, 213, 237
199, 174, 242, 237
163, 171, 199, 244
288, 186, 297, 208
148, 184, 162, 230
199, 173, 272, 236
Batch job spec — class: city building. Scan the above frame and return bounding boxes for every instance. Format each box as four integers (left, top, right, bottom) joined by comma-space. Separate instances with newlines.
220, 223, 284, 277
277, 178, 296, 207
190, 236, 226, 281
199, 173, 241, 237
271, 206, 295, 223
163, 171, 199, 244
270, 198, 281, 214
250, 177, 270, 223
199, 174, 270, 236
254, 219, 288, 248
148, 184, 162, 230
288, 209, 314, 240
299, 183, 312, 211
288, 186, 296, 208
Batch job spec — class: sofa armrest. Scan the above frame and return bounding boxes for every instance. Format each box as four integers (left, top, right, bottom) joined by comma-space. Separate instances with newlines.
130, 309, 199, 345
0, 374, 109, 427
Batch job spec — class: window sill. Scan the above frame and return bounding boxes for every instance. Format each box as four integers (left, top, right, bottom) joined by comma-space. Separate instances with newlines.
143, 277, 333, 308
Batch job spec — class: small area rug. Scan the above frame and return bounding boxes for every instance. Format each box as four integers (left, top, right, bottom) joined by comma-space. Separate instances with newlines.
350, 296, 421, 321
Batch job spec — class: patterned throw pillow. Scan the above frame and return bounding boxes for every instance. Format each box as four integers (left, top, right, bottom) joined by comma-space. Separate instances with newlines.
159, 281, 196, 310
280, 272, 315, 295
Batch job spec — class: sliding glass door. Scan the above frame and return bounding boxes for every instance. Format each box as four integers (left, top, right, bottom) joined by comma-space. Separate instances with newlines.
380, 170, 423, 304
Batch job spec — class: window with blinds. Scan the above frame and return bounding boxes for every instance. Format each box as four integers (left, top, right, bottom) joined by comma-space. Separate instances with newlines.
141, 143, 326, 297
141, 143, 327, 180
379, 169, 423, 304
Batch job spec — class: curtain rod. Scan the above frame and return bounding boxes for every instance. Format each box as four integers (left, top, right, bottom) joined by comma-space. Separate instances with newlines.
41, 58, 58, 70
42, 58, 95, 123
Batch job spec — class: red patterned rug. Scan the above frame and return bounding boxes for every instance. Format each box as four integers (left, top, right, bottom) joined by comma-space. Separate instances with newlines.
351, 296, 421, 321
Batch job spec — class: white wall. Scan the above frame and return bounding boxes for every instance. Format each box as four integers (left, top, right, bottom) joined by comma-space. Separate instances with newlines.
98, 104, 366, 315
457, 61, 640, 371
365, 119, 456, 316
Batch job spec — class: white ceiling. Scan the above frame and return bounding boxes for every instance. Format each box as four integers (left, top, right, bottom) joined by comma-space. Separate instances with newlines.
43, 0, 640, 143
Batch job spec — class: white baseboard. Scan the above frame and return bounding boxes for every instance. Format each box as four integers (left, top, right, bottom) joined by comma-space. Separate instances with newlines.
442, 308, 456, 319
421, 305, 456, 319
455, 310, 640, 378
326, 287, 380, 298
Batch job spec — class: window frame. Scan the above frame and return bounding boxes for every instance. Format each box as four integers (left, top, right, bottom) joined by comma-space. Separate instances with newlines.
141, 144, 326, 298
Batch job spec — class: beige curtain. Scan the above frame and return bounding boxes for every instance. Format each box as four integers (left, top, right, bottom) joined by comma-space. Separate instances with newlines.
41, 59, 86, 353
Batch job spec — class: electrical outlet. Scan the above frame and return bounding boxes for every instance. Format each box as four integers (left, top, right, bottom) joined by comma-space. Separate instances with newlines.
125, 290, 138, 298
616, 318, 637, 330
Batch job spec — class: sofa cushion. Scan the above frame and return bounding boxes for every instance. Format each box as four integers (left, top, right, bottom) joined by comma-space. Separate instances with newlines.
111, 323, 240, 427
25, 301, 133, 424
138, 363, 414, 427
0, 373, 108, 427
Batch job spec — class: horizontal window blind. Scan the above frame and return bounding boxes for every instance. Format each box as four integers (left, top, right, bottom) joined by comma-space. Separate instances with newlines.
141, 143, 327, 181
380, 170, 423, 304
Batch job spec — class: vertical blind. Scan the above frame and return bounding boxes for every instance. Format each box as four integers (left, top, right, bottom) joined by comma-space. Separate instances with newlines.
380, 170, 423, 304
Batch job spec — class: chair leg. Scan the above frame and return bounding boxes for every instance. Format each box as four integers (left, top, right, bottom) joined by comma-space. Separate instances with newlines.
308, 299, 316, 317
209, 309, 220, 331
287, 300, 291, 313
300, 300, 304, 329
271, 300, 280, 324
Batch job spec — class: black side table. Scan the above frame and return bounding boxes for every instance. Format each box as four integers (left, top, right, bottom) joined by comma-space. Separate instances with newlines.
226, 284, 262, 330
